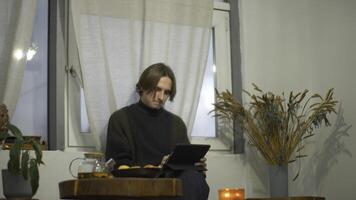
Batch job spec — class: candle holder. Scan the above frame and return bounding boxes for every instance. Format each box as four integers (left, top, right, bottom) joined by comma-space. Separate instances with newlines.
218, 188, 244, 200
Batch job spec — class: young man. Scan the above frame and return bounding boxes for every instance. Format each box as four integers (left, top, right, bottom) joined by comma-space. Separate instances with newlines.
105, 63, 209, 200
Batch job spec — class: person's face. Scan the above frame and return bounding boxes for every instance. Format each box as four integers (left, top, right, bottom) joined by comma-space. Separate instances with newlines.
140, 76, 172, 109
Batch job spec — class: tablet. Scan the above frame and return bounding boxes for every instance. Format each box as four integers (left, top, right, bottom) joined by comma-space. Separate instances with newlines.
164, 144, 210, 171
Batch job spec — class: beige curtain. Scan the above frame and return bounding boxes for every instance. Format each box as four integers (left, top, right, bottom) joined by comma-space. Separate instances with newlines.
0, 0, 38, 116
71, 0, 213, 150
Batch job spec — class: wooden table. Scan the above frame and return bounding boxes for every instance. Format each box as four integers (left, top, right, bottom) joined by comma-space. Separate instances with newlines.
59, 178, 182, 199
246, 197, 325, 200
0, 199, 38, 200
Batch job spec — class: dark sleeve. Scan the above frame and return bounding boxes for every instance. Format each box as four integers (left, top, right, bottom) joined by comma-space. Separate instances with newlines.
176, 116, 190, 144
105, 109, 136, 166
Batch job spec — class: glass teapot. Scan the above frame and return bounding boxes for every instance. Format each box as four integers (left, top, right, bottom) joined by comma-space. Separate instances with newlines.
69, 152, 112, 179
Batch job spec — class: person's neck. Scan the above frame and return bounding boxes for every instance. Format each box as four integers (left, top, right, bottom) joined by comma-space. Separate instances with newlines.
137, 100, 163, 115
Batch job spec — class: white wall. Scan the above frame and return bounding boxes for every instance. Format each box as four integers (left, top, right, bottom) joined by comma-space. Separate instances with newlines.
239, 0, 356, 199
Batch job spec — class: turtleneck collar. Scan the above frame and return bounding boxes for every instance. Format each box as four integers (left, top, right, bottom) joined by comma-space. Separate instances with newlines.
136, 100, 164, 116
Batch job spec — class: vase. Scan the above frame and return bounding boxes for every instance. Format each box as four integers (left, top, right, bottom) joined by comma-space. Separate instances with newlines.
2, 169, 33, 199
268, 164, 288, 197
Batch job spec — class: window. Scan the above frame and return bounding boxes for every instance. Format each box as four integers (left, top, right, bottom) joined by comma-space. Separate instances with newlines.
11, 0, 48, 143
65, 2, 233, 151
65, 4, 96, 150
191, 4, 233, 151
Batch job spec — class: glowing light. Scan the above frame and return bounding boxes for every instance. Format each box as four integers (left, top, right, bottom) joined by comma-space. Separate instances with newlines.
27, 43, 38, 61
26, 48, 37, 61
219, 188, 244, 200
13, 49, 24, 60
213, 64, 216, 73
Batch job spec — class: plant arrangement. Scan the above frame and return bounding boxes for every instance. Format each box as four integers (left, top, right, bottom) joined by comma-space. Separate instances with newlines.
0, 103, 44, 195
212, 84, 337, 169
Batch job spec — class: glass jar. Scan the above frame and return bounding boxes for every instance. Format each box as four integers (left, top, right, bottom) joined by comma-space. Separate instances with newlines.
69, 152, 108, 179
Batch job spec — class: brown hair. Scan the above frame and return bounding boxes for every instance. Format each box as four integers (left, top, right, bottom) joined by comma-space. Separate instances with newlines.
136, 63, 176, 101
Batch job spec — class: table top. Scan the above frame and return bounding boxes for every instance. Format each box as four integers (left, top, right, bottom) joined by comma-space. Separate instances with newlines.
0, 199, 39, 200
59, 177, 182, 199
246, 197, 325, 200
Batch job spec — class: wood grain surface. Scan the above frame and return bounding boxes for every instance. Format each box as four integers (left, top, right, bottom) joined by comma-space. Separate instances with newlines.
59, 178, 182, 199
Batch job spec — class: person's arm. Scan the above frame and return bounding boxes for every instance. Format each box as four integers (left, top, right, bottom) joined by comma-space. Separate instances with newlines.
177, 117, 190, 144
160, 116, 190, 166
105, 110, 136, 167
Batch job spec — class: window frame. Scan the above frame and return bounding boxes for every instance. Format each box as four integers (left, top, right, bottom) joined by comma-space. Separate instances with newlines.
191, 3, 233, 151
51, 1, 243, 152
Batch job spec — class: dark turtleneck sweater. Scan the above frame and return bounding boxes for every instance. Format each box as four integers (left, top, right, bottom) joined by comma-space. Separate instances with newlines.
105, 101, 189, 166
106, 102, 210, 200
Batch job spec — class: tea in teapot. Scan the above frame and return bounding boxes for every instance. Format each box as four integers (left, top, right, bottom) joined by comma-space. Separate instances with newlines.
69, 152, 109, 179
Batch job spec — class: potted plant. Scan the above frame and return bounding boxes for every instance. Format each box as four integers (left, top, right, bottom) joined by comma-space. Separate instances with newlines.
0, 103, 44, 198
211, 84, 337, 197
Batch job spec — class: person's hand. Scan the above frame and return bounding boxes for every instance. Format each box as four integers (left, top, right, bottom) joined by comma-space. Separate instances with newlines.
194, 157, 207, 171
159, 154, 170, 167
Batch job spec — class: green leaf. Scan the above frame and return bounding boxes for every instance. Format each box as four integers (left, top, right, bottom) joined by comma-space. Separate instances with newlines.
21, 151, 30, 180
325, 88, 334, 100
29, 159, 39, 195
242, 89, 251, 96
310, 94, 322, 99
7, 159, 16, 174
32, 141, 44, 164
252, 83, 263, 92
0, 131, 10, 140
8, 138, 23, 174
7, 124, 23, 138
293, 170, 300, 181
303, 134, 315, 139
296, 155, 307, 158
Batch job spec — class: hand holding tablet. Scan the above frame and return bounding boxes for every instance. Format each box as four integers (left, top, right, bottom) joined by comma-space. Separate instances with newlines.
164, 144, 210, 171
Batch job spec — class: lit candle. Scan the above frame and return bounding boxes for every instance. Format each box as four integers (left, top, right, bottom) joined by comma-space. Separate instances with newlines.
218, 188, 244, 200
